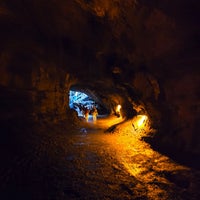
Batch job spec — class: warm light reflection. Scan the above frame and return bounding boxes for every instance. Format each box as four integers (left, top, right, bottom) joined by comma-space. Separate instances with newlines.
132, 114, 148, 131
115, 104, 122, 117
93, 115, 124, 129
116, 104, 121, 112
136, 115, 147, 127
100, 117, 189, 199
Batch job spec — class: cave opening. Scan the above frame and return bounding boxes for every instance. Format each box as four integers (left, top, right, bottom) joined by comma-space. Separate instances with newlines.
69, 90, 95, 116
69, 86, 110, 120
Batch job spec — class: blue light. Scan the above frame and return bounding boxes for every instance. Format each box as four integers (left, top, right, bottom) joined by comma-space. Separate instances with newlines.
69, 90, 95, 116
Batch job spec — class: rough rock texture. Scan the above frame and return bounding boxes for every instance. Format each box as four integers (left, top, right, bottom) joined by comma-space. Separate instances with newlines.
0, 0, 199, 156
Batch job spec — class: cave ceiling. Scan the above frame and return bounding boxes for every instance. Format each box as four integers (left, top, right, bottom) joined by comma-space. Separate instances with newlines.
0, 0, 199, 91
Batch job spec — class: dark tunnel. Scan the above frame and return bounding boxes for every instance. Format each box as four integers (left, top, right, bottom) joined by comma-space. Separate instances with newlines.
0, 0, 200, 199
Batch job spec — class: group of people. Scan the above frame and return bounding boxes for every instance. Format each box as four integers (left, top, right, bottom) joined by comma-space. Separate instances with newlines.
82, 106, 98, 123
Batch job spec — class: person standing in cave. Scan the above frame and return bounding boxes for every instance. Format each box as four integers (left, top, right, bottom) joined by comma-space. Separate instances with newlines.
91, 106, 98, 123
84, 107, 90, 122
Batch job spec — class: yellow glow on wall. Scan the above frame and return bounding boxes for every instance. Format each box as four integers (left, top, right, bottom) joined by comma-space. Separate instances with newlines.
116, 104, 121, 112
137, 115, 147, 128
132, 115, 148, 131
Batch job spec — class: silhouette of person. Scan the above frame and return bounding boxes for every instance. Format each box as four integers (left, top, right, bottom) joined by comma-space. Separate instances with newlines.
92, 106, 98, 123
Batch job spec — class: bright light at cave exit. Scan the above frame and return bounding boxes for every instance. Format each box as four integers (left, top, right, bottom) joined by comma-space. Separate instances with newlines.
69, 90, 95, 116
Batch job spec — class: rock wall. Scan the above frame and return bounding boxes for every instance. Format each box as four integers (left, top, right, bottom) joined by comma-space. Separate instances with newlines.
31, 64, 70, 123
0, 51, 72, 125
161, 69, 200, 154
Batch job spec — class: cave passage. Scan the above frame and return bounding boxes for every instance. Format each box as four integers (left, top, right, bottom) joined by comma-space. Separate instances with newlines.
0, 0, 200, 199
1, 114, 199, 200
69, 85, 111, 118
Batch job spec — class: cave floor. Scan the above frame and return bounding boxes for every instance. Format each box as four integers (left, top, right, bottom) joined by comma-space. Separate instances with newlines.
0, 115, 200, 200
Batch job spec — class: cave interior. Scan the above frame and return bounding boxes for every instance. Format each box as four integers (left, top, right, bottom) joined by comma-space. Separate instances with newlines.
0, 0, 200, 199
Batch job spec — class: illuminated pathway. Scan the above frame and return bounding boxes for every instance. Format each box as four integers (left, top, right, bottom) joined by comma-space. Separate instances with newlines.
0, 115, 200, 200
63, 115, 200, 200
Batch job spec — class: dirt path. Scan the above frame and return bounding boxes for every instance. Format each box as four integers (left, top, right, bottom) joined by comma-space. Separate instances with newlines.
0, 115, 200, 200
